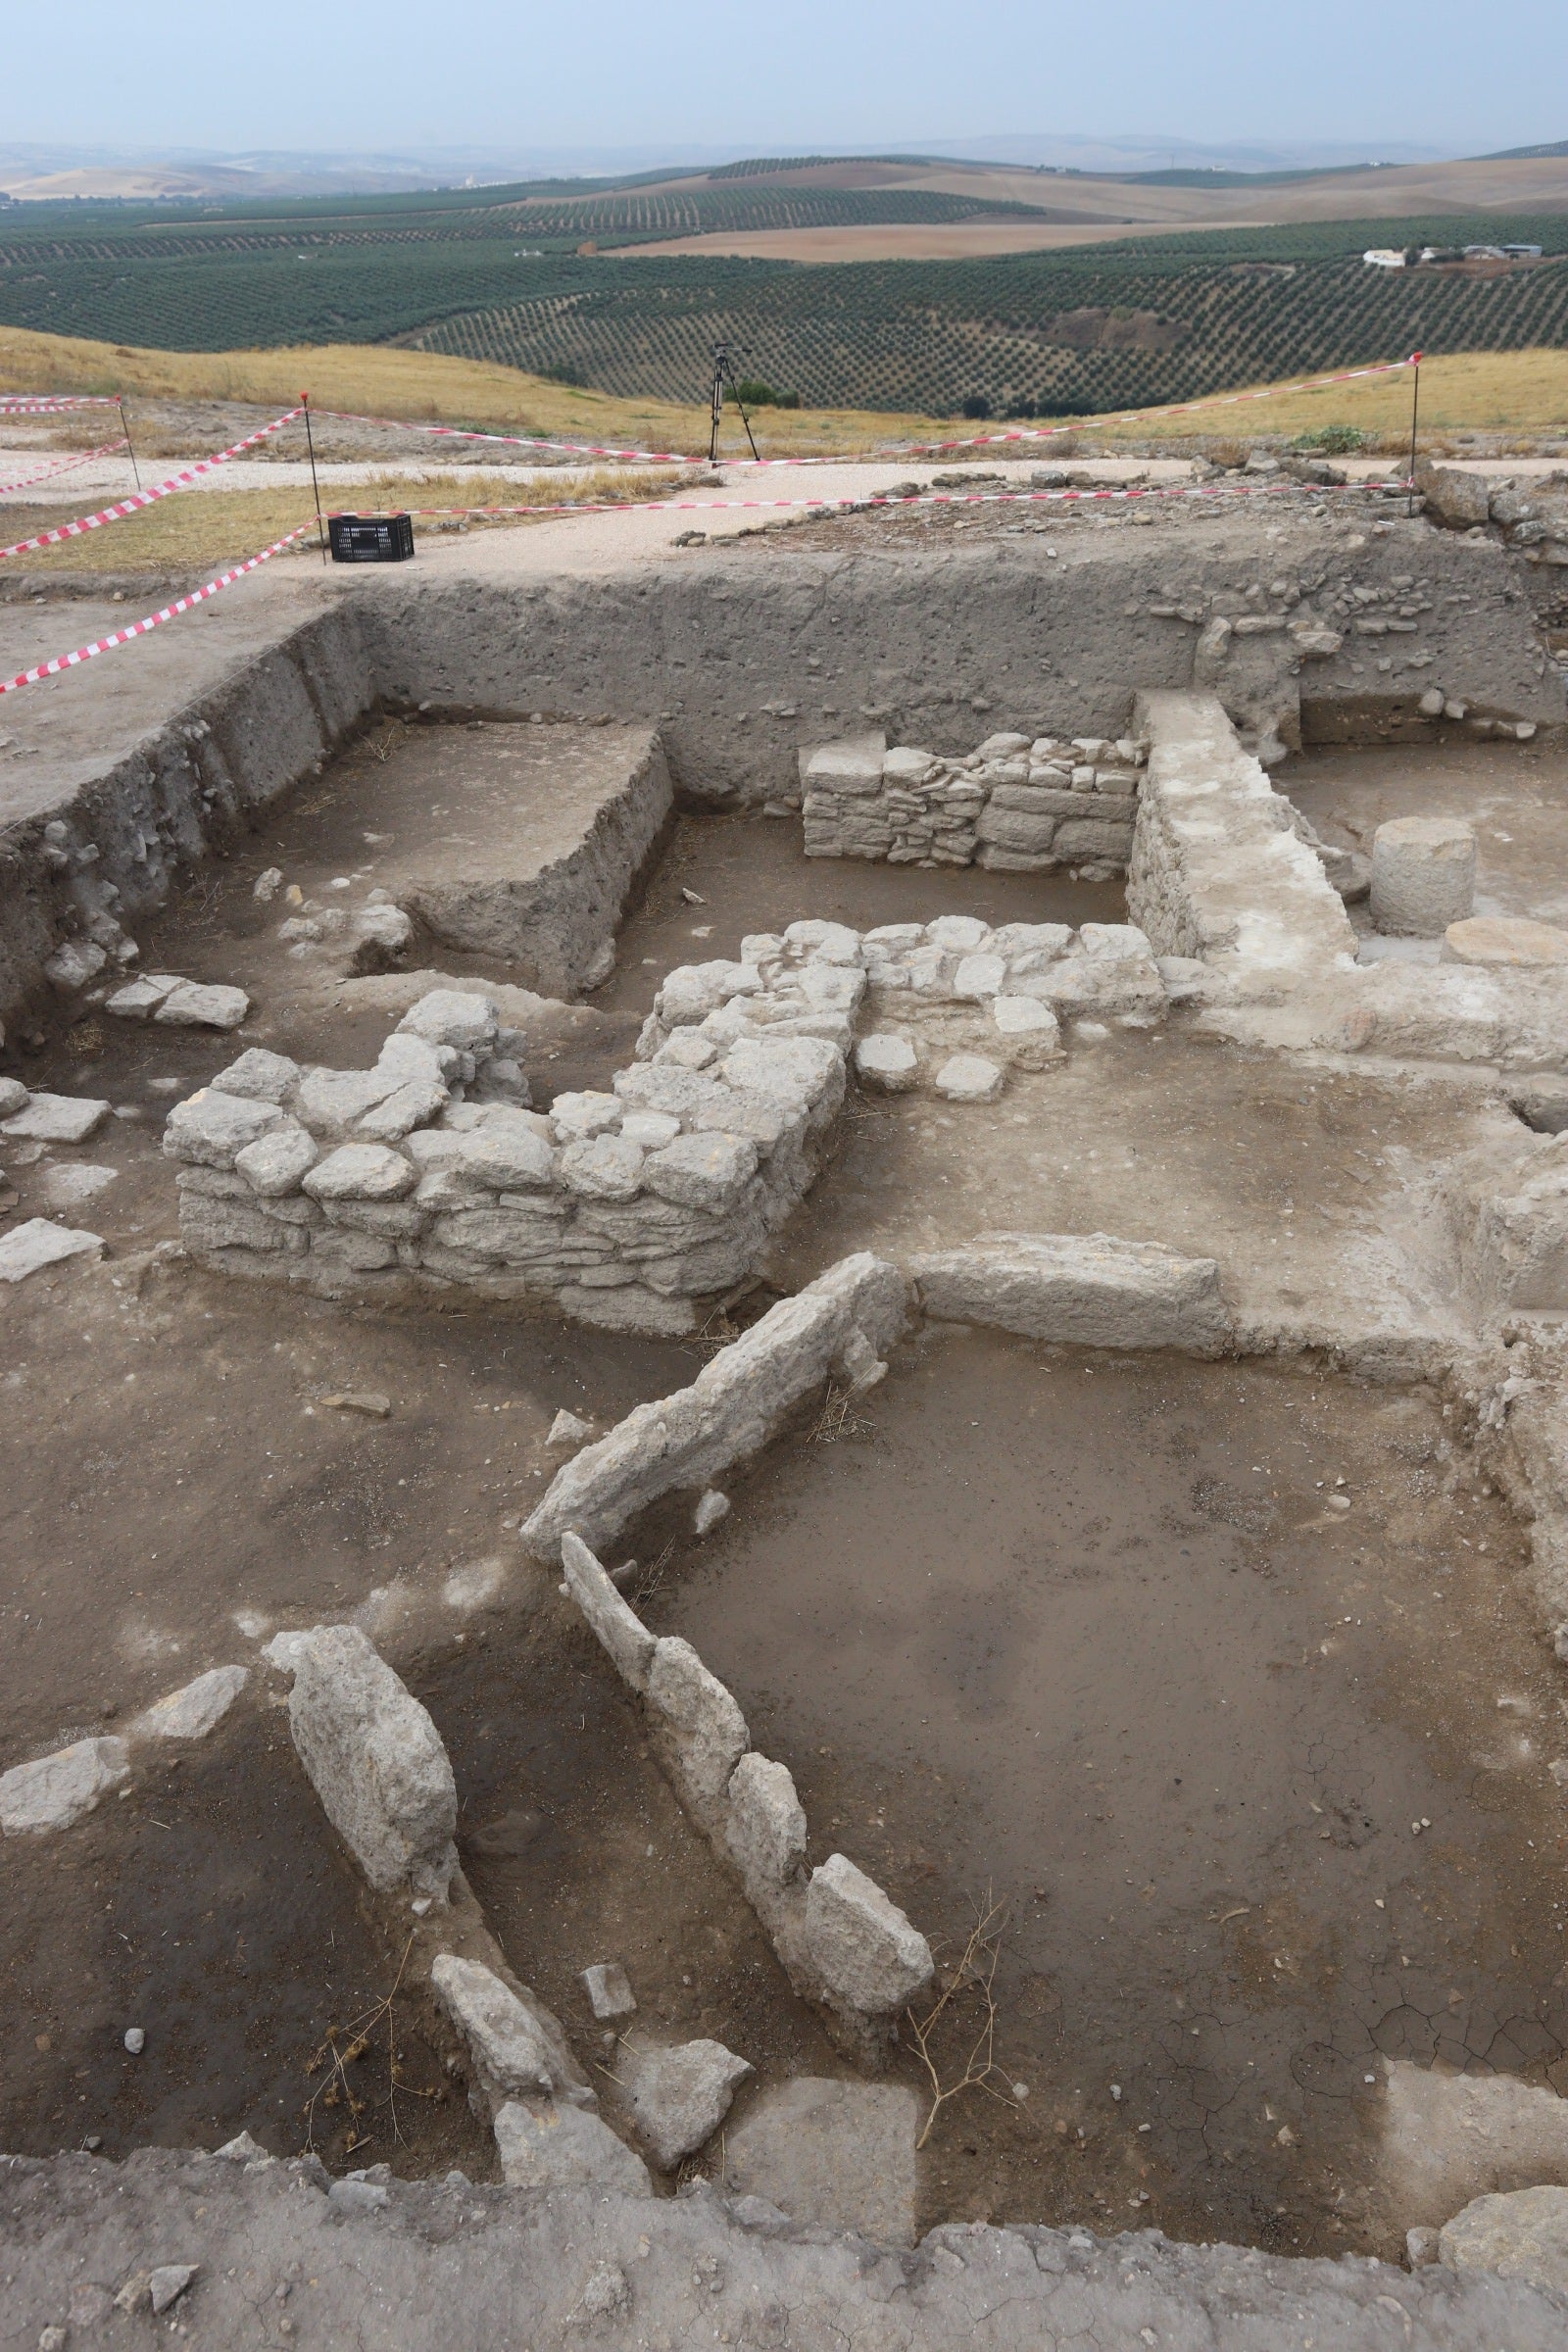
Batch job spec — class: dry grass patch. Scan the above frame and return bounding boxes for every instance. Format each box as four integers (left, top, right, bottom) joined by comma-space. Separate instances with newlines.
0, 327, 957, 461
2, 466, 707, 575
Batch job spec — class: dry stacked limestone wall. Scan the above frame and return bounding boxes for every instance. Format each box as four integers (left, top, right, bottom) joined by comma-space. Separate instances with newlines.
162, 924, 1182, 1332
800, 730, 1148, 878
162, 953, 858, 1337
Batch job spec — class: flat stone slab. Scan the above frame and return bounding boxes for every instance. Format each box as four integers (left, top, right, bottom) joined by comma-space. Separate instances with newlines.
493, 2099, 652, 2196
622, 2039, 753, 2171
1445, 915, 1568, 967
933, 1053, 1004, 1103
153, 980, 251, 1030
0, 1736, 129, 1834
0, 1217, 104, 1283
132, 1665, 248, 1741
911, 1231, 1233, 1357
720, 2077, 921, 2246
1441, 2185, 1568, 2295
1, 1094, 110, 1144
1381, 2059, 1568, 2226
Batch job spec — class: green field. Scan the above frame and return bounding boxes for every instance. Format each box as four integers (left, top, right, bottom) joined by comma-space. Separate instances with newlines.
2, 186, 1565, 417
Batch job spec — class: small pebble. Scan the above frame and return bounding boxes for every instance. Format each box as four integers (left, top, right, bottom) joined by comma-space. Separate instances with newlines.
122, 2027, 145, 2055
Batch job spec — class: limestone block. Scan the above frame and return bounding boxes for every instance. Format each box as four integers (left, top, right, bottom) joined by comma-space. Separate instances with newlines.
106, 975, 179, 1019
561, 1531, 656, 1691
1440, 2187, 1568, 2295
357, 1080, 449, 1142
561, 1134, 646, 1201
641, 1130, 759, 1215
296, 1067, 402, 1135
658, 961, 760, 1026
0, 1218, 105, 1282
1054, 816, 1135, 862
212, 1048, 300, 1103
5, 1093, 111, 1146
991, 996, 1061, 1067
646, 1637, 748, 1803
234, 1120, 318, 1197
726, 1752, 808, 1888
912, 1231, 1233, 1356
284, 1625, 458, 1900
1413, 457, 1493, 528
1370, 816, 1477, 937
721, 2076, 920, 2245
925, 916, 991, 954
1445, 915, 1568, 967
803, 1853, 934, 2014
522, 1253, 910, 1561
580, 1962, 636, 2019
493, 2099, 652, 2195
163, 1090, 283, 1169
430, 1954, 574, 2112
304, 1145, 416, 1203
396, 990, 498, 1053
934, 1054, 1004, 1103
0, 1737, 129, 1835
802, 738, 887, 798
550, 1091, 623, 1141
132, 1666, 248, 1741
976, 806, 1057, 856
622, 2039, 754, 2170
951, 953, 1007, 1003
855, 1034, 919, 1092
153, 981, 250, 1031
445, 1121, 556, 1193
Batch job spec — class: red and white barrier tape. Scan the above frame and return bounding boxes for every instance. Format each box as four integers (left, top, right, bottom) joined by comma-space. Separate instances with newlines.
316, 406, 695, 467
2, 469, 1405, 697
0, 393, 122, 415
0, 408, 302, 563
0, 436, 131, 498
0, 523, 315, 696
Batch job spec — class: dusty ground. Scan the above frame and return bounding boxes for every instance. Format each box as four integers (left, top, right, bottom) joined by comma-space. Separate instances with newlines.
656, 1328, 1568, 2257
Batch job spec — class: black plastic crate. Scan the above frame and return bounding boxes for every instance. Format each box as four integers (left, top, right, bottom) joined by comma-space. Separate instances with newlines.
327, 512, 416, 563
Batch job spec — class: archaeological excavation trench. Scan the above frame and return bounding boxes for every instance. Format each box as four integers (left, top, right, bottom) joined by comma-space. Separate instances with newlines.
6, 502, 1568, 2338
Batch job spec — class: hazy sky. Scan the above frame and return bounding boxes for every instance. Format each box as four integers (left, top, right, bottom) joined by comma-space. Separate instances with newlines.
16, 0, 1568, 158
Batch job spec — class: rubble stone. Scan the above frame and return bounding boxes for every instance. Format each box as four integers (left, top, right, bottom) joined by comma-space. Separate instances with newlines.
0, 1737, 130, 1835
0, 1218, 105, 1283
622, 2040, 754, 2170
283, 1625, 458, 1901
132, 1666, 248, 1741
1370, 816, 1477, 937
492, 2100, 652, 2196
803, 1853, 934, 2014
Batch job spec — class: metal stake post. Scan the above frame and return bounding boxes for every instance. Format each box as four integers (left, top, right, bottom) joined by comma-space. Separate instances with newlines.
302, 393, 327, 561
1406, 349, 1423, 517
118, 396, 142, 491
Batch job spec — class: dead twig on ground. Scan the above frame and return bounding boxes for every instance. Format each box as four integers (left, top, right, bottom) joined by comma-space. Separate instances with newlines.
809, 1381, 876, 1446
627, 1540, 675, 1611
905, 1895, 1015, 2150
302, 1930, 437, 2157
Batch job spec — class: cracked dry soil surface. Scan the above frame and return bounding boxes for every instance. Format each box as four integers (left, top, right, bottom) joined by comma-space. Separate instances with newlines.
648, 1327, 1568, 2257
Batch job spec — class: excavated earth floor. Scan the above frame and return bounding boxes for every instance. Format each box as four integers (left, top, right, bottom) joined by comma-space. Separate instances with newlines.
6, 675, 1568, 2306
650, 1328, 1566, 2259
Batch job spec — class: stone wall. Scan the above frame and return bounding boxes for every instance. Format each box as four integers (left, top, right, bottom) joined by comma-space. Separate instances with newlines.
163, 955, 856, 1337
800, 729, 1147, 876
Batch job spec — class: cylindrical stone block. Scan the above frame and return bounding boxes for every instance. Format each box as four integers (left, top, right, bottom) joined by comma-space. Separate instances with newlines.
1369, 816, 1476, 937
